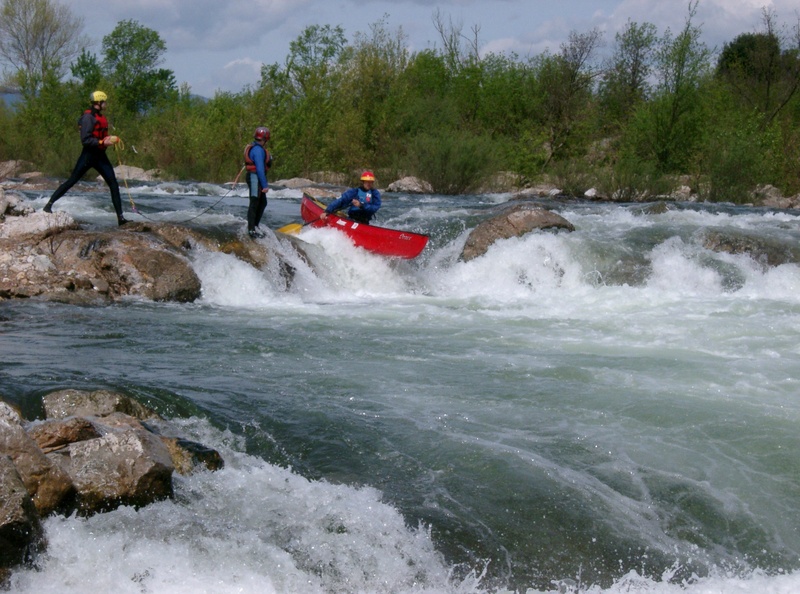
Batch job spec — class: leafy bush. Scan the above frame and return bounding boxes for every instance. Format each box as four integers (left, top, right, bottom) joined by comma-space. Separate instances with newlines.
403, 130, 499, 194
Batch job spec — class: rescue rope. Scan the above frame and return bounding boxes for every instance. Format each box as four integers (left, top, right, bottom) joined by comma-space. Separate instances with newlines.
112, 141, 245, 224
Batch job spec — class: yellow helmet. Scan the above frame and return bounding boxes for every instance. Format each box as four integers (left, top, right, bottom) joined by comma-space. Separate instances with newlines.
90, 91, 107, 103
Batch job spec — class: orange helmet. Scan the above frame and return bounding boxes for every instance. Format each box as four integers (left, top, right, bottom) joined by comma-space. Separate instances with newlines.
254, 126, 270, 142
360, 171, 375, 182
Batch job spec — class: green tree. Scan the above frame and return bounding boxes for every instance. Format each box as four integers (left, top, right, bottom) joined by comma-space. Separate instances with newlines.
533, 27, 603, 169
628, 1, 711, 173
716, 8, 800, 129
70, 49, 102, 94
599, 20, 658, 129
260, 24, 347, 174
0, 0, 88, 94
101, 19, 176, 114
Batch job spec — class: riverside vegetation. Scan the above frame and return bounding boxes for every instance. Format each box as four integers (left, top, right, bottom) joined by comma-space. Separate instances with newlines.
0, 3, 799, 203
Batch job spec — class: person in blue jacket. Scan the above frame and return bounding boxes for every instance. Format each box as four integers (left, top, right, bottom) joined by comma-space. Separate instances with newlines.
243, 126, 273, 238
321, 171, 381, 225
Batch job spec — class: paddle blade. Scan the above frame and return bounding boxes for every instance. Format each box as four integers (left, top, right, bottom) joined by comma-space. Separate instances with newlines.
277, 223, 304, 235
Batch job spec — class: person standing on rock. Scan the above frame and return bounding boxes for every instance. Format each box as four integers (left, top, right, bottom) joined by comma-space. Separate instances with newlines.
243, 126, 273, 238
42, 91, 127, 226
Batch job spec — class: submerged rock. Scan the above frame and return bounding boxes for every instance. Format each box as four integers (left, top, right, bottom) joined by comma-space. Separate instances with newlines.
701, 228, 800, 268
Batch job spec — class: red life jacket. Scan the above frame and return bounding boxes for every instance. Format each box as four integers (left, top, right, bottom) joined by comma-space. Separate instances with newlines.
244, 142, 272, 172
79, 109, 109, 149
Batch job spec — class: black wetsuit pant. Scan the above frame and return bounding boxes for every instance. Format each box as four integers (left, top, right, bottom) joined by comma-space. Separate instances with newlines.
48, 147, 123, 218
349, 210, 373, 225
246, 172, 267, 231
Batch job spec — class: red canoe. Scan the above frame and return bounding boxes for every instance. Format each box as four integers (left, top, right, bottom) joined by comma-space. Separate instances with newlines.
299, 194, 429, 259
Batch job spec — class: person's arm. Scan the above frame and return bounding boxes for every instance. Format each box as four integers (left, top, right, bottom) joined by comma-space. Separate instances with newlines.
325, 189, 356, 214
79, 113, 102, 149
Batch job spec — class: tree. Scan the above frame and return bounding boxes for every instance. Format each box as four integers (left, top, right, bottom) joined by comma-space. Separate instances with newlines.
716, 8, 800, 128
70, 49, 102, 93
102, 20, 176, 113
0, 0, 88, 94
534, 27, 604, 168
599, 20, 658, 128
259, 24, 347, 174
631, 1, 711, 173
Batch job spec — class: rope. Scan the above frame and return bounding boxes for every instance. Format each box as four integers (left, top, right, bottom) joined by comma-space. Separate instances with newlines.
112, 140, 245, 224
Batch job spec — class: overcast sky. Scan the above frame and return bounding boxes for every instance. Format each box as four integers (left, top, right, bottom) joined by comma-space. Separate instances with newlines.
63, 0, 799, 98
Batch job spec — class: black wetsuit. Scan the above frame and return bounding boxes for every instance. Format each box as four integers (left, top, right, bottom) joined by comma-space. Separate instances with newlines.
46, 108, 124, 222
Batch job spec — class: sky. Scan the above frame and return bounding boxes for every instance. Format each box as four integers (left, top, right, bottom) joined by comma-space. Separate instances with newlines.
62, 0, 799, 98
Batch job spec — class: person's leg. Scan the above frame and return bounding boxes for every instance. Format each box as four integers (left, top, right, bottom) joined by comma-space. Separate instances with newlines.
44, 151, 92, 211
246, 173, 262, 236
255, 193, 268, 227
349, 210, 372, 225
94, 153, 125, 223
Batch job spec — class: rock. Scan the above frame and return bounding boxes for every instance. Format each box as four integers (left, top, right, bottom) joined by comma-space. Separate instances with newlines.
0, 210, 78, 239
0, 455, 45, 571
161, 437, 225, 475
47, 423, 175, 514
701, 229, 800, 267
42, 389, 159, 421
26, 417, 102, 453
0, 160, 35, 179
387, 176, 433, 194
276, 177, 316, 189
0, 403, 75, 516
98, 165, 160, 183
0, 190, 36, 219
460, 204, 575, 262
0, 225, 202, 303
0, 197, 306, 304
511, 183, 562, 199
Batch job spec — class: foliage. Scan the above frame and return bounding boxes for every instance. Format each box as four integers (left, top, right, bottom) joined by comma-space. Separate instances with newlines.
599, 20, 658, 130
626, 1, 712, 173
0, 0, 88, 94
716, 8, 800, 129
101, 20, 176, 114
403, 130, 500, 194
1, 9, 799, 199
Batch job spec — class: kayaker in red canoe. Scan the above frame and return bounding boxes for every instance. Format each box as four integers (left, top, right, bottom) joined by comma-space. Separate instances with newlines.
320, 171, 382, 225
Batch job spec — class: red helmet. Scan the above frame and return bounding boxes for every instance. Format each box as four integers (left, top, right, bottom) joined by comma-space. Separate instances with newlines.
360, 171, 375, 182
254, 126, 270, 142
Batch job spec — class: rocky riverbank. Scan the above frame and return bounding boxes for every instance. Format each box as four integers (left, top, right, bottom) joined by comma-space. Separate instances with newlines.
0, 390, 223, 584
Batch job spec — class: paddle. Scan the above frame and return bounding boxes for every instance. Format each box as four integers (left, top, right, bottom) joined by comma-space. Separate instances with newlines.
277, 218, 320, 235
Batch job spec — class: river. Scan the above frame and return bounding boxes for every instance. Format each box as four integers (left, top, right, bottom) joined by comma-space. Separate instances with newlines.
2, 181, 799, 593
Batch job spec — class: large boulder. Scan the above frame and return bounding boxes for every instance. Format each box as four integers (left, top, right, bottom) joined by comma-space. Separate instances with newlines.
0, 223, 202, 302
0, 403, 75, 516
0, 199, 306, 304
460, 204, 575, 261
